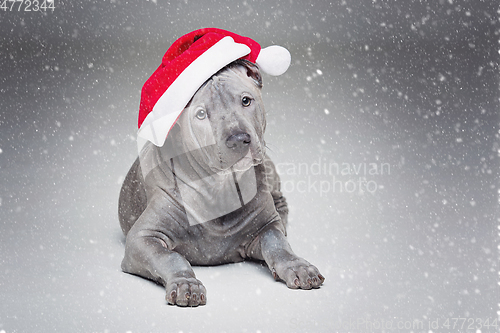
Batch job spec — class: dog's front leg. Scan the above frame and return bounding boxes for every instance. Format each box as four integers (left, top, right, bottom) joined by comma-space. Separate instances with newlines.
121, 209, 206, 307
250, 226, 325, 289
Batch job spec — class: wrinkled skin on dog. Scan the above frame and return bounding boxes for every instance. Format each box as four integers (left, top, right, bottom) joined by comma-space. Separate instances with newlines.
118, 60, 324, 307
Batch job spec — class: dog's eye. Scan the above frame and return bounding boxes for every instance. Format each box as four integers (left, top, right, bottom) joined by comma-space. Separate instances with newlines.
241, 96, 252, 107
195, 109, 207, 120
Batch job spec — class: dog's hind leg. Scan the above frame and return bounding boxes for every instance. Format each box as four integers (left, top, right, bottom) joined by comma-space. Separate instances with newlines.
262, 155, 289, 229
118, 157, 147, 236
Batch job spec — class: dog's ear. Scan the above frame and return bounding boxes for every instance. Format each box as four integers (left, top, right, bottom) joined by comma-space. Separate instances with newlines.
234, 59, 263, 89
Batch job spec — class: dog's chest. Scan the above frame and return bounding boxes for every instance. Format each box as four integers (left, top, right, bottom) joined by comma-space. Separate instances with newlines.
177, 166, 258, 227
177, 188, 275, 265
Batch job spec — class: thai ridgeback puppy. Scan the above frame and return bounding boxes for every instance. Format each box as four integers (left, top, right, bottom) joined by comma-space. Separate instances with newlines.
119, 60, 324, 307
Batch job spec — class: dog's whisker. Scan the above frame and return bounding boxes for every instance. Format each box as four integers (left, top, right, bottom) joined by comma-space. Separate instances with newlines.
264, 143, 274, 152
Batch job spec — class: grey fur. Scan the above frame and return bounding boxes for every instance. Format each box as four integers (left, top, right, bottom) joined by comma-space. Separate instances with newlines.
118, 60, 324, 307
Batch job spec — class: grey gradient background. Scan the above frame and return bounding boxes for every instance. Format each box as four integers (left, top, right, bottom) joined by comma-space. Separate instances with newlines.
0, 1, 499, 332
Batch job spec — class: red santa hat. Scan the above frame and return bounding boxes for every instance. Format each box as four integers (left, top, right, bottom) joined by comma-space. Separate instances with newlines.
137, 28, 291, 147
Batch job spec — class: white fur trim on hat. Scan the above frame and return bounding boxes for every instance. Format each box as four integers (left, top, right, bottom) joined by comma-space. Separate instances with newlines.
138, 37, 251, 147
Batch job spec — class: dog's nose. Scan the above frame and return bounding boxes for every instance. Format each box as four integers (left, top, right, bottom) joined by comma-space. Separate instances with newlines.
226, 133, 251, 149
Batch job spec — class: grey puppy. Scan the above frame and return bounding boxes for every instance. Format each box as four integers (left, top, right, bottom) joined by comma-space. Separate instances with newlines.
119, 59, 324, 307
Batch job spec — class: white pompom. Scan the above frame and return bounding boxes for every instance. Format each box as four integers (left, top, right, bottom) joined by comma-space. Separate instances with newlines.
255, 45, 291, 76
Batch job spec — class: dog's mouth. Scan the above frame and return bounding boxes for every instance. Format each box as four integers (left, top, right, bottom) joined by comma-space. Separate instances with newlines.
212, 150, 263, 175
232, 152, 262, 172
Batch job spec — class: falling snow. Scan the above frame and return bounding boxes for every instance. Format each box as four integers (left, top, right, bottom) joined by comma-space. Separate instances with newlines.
0, 1, 498, 332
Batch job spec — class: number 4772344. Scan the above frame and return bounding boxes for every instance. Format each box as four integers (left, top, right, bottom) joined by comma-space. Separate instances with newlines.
0, 0, 55, 12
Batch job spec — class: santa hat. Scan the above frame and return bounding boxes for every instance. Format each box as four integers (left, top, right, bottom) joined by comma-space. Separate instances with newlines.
137, 28, 291, 147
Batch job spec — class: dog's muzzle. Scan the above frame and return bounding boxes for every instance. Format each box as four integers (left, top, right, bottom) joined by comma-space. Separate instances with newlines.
226, 133, 251, 152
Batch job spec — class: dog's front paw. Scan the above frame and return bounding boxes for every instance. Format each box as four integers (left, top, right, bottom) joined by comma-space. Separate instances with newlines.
272, 257, 325, 290
165, 274, 207, 307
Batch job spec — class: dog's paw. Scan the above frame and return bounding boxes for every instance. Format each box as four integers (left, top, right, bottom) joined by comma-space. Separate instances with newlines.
272, 257, 325, 290
165, 275, 207, 307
